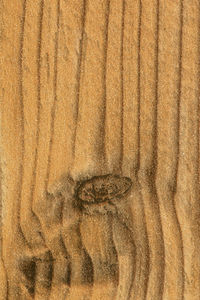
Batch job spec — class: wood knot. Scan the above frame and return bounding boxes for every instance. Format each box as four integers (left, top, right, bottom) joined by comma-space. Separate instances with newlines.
75, 174, 132, 205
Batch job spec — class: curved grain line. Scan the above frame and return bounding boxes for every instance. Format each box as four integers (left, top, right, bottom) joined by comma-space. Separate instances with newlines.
111, 202, 135, 300
45, 0, 61, 191
77, 217, 94, 287
175, 1, 185, 298
73, 0, 87, 159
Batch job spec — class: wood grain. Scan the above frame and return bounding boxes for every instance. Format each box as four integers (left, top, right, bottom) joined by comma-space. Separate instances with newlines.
0, 1, 200, 299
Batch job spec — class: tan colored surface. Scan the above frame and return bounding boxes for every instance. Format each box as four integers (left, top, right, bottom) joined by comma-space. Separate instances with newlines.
0, 0, 200, 299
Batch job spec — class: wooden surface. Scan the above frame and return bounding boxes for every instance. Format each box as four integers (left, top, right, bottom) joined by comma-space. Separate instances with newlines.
0, 1, 200, 299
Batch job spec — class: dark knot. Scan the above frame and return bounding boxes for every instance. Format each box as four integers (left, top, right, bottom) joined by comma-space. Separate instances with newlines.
75, 174, 132, 205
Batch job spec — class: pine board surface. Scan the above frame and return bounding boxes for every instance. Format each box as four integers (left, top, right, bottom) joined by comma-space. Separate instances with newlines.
0, 1, 200, 299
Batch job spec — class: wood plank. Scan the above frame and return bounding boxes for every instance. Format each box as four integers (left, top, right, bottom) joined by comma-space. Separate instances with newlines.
0, 0, 200, 299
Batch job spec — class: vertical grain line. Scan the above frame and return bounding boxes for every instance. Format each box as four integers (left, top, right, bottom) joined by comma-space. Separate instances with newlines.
30, 0, 44, 209
176, 1, 184, 184
198, 2, 200, 189
119, 0, 125, 173
19, 0, 27, 197
197, 4, 200, 297
0, 167, 8, 299
175, 0, 185, 299
154, 0, 165, 298
102, 0, 110, 168
5, 258, 8, 300
198, 11, 200, 296
136, 2, 150, 298
18, 0, 36, 296
137, 0, 142, 173
18, 0, 31, 247
1, 257, 8, 300
73, 0, 87, 159
27, 0, 46, 265
154, 0, 160, 164
45, 0, 61, 190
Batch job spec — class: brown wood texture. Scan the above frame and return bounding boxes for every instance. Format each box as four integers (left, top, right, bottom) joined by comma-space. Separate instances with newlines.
0, 1, 200, 299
